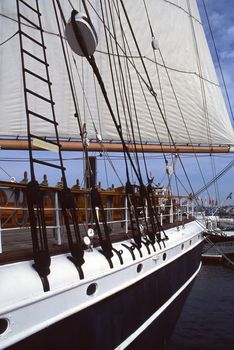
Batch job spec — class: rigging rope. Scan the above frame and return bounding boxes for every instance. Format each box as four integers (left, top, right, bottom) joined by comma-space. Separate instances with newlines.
187, 0, 212, 147
99, 0, 136, 191
102, 0, 146, 241
195, 159, 234, 197
202, 0, 234, 122
0, 12, 219, 86
109, 0, 167, 241
142, 0, 213, 204
109, 0, 169, 186
187, 0, 221, 204
119, 0, 201, 209
96, 49, 220, 87
163, 0, 202, 24
54, 0, 118, 262
0, 30, 19, 46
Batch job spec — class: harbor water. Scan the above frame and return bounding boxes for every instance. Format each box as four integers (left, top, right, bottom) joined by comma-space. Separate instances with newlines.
167, 264, 234, 350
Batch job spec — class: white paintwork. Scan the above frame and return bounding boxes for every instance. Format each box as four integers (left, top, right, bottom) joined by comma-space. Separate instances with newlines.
0, 220, 204, 349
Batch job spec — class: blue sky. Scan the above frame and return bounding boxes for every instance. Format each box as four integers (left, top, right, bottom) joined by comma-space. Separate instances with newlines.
0, 0, 234, 204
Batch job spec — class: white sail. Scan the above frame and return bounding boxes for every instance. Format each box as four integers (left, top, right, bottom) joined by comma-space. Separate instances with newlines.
0, 0, 233, 146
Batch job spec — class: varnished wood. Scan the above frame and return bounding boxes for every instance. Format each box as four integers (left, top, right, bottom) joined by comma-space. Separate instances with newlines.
0, 139, 231, 153
0, 180, 192, 199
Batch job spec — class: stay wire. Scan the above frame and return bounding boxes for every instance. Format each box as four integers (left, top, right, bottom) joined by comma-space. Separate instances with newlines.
102, 0, 133, 146
0, 166, 14, 179
113, 0, 172, 197
152, 48, 171, 185
100, 2, 121, 127
119, 1, 184, 172
94, 75, 123, 186
114, 1, 165, 239
111, 0, 143, 183
111, 0, 144, 179
101, 1, 142, 242
187, 0, 212, 147
119, 0, 206, 211
112, 1, 161, 241
174, 173, 190, 197
73, 1, 144, 190
101, 0, 150, 241
195, 159, 234, 197
99, 0, 131, 182
85, 0, 153, 92
53, 0, 82, 135
112, 0, 167, 181
187, 0, 215, 200
93, 77, 109, 187
114, 0, 153, 235
99, 0, 143, 184
64, 54, 81, 120
210, 155, 221, 205
2, 10, 217, 87
96, 48, 220, 87
142, 0, 211, 202
54, 0, 94, 192
0, 31, 19, 46
72, 56, 98, 133
55, 1, 94, 194
117, 7, 149, 183
202, 0, 234, 122
157, 46, 212, 199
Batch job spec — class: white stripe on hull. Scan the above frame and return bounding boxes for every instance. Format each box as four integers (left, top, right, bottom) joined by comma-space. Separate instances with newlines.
115, 262, 202, 349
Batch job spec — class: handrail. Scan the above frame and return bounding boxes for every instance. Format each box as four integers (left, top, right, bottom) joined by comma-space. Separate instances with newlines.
0, 197, 193, 254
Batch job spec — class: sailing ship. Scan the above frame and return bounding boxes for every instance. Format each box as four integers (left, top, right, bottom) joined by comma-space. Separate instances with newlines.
0, 0, 233, 349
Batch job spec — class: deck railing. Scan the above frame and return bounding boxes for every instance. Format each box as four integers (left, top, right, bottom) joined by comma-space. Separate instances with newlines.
0, 189, 193, 254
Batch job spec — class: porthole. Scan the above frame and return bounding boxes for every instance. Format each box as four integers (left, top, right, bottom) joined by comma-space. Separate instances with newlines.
181, 244, 184, 250
137, 263, 143, 273
0, 319, 9, 335
189, 240, 192, 245
86, 283, 97, 296
163, 253, 167, 261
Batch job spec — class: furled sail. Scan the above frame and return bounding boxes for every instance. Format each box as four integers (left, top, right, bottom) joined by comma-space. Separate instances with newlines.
0, 0, 233, 147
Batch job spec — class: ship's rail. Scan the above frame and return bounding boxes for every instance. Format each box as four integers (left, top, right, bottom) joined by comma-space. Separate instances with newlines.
0, 182, 194, 257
